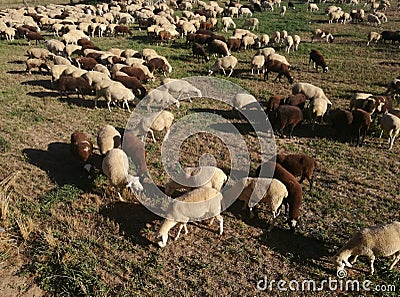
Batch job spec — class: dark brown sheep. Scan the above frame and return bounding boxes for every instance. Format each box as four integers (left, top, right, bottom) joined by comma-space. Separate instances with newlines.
192, 42, 210, 62
266, 95, 285, 112
328, 109, 353, 142
208, 39, 230, 57
200, 21, 215, 31
350, 109, 371, 147
271, 105, 303, 138
74, 57, 98, 71
26, 31, 45, 45
158, 30, 173, 43
195, 29, 213, 36
264, 59, 294, 84
285, 93, 307, 109
276, 153, 317, 191
256, 162, 303, 232
120, 66, 147, 82
58, 76, 93, 99
194, 33, 211, 44
70, 132, 93, 173
227, 37, 241, 52
147, 57, 172, 76
114, 75, 147, 98
308, 50, 328, 73
114, 25, 133, 37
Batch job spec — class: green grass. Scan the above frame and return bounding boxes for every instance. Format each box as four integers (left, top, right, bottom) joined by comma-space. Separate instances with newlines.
0, 1, 400, 296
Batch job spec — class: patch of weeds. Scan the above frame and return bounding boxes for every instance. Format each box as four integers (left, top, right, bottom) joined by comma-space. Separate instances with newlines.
0, 136, 10, 153
39, 184, 83, 214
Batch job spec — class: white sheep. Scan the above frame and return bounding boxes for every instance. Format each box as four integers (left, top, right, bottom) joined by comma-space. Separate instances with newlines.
165, 166, 227, 196
257, 47, 275, 59
380, 113, 400, 149
64, 44, 82, 59
242, 35, 258, 50
83, 71, 111, 87
284, 36, 294, 53
293, 35, 301, 51
309, 97, 331, 127
144, 88, 180, 111
54, 56, 72, 66
229, 177, 288, 230
251, 55, 265, 75
95, 82, 139, 112
349, 92, 373, 111
62, 30, 90, 45
27, 48, 53, 60
208, 56, 238, 77
367, 31, 381, 45
272, 31, 280, 44
92, 64, 111, 77
46, 39, 65, 56
4, 27, 15, 41
97, 124, 121, 156
232, 93, 257, 111
292, 82, 330, 103
280, 30, 288, 43
157, 187, 223, 247
242, 18, 259, 31
268, 53, 290, 67
102, 148, 143, 201
308, 3, 319, 12
50, 65, 69, 83
137, 110, 174, 143
260, 34, 270, 47
240, 7, 253, 18
332, 221, 400, 275
161, 78, 202, 102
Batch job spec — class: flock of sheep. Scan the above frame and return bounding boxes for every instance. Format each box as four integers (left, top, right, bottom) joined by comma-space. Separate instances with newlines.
1, 0, 400, 278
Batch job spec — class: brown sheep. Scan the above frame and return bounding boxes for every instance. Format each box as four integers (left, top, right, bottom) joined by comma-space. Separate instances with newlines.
264, 59, 294, 84
120, 66, 147, 82
114, 75, 147, 98
328, 109, 354, 142
26, 31, 45, 45
285, 94, 307, 109
276, 153, 317, 191
114, 25, 133, 37
271, 105, 303, 138
58, 76, 93, 99
350, 109, 371, 147
266, 95, 285, 112
308, 49, 328, 73
70, 132, 93, 173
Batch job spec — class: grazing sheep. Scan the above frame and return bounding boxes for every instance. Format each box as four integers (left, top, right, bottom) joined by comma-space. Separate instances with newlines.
221, 17, 236, 32
64, 45, 82, 59
308, 3, 319, 12
123, 131, 147, 176
266, 95, 285, 112
292, 83, 331, 104
93, 64, 111, 77
165, 166, 227, 195
25, 58, 50, 75
242, 18, 259, 31
292, 35, 301, 51
276, 153, 316, 191
54, 56, 72, 66
242, 35, 259, 50
161, 78, 202, 102
367, 14, 381, 26
208, 56, 238, 77
102, 148, 143, 201
257, 47, 275, 59
267, 53, 290, 67
284, 36, 294, 53
157, 187, 223, 247
58, 76, 92, 99
285, 93, 307, 109
208, 39, 230, 57
308, 50, 328, 73
256, 162, 303, 231
83, 71, 111, 87
147, 57, 172, 76
240, 7, 253, 18
271, 31, 280, 44
144, 88, 180, 111
264, 59, 294, 84
231, 177, 287, 229
74, 57, 97, 71
50, 65, 69, 83
271, 105, 303, 138
227, 37, 241, 52
114, 25, 133, 37
349, 93, 374, 111
232, 93, 257, 111
97, 124, 121, 156
70, 132, 93, 172
350, 109, 371, 147
114, 75, 146, 98
309, 97, 332, 128
311, 29, 334, 43
192, 42, 210, 62
380, 112, 400, 149
260, 34, 270, 47
46, 39, 66, 56
26, 31, 45, 45
4, 27, 16, 41
27, 48, 53, 60
332, 221, 400, 275
251, 55, 265, 75
328, 109, 354, 142
95, 82, 139, 112
137, 110, 174, 143
367, 31, 381, 46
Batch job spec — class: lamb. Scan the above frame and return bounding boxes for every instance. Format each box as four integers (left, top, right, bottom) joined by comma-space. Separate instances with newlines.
113, 75, 147, 98
221, 17, 236, 32
144, 88, 180, 111
102, 148, 143, 201
380, 112, 400, 150
332, 221, 400, 275
263, 59, 294, 84
165, 166, 227, 195
256, 162, 303, 231
137, 110, 174, 143
25, 58, 50, 75
58, 76, 92, 99
285, 93, 307, 109
276, 153, 316, 191
367, 31, 381, 46
160, 78, 202, 102
156, 187, 223, 247
26, 31, 45, 46
230, 177, 287, 230
208, 56, 238, 77
27, 48, 53, 60
192, 42, 210, 62
70, 132, 93, 173
308, 50, 328, 73
147, 57, 172, 76
122, 131, 147, 177
266, 95, 285, 112
350, 109, 371, 147
95, 82, 139, 112
271, 105, 303, 138
97, 124, 121, 156
251, 55, 265, 75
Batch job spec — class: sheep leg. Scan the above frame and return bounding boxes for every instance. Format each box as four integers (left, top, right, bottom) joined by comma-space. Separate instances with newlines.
350, 255, 359, 264
150, 130, 156, 143
228, 68, 233, 77
222, 68, 226, 76
389, 252, 400, 270
217, 214, 223, 235
369, 255, 376, 275
107, 100, 112, 112
174, 223, 186, 241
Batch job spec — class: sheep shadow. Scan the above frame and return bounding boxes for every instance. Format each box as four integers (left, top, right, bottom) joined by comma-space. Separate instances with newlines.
6, 70, 28, 75
58, 95, 98, 109
27, 91, 60, 98
100, 201, 159, 245
191, 108, 237, 120
8, 60, 25, 65
22, 142, 100, 190
21, 79, 53, 89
